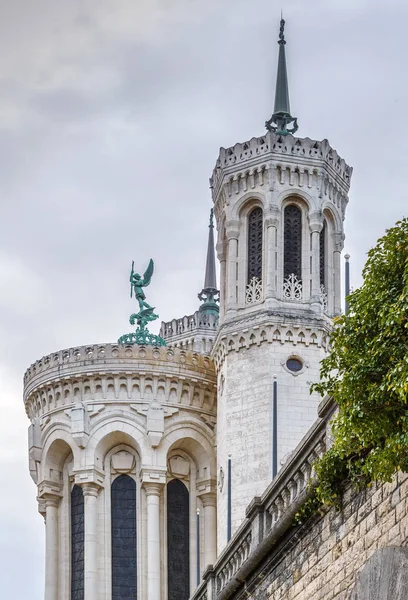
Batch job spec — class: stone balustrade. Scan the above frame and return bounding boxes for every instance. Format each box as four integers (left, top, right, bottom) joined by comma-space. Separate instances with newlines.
160, 311, 219, 355
189, 396, 336, 600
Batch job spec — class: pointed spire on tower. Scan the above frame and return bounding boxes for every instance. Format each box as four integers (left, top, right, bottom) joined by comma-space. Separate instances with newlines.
198, 209, 219, 315
265, 16, 298, 136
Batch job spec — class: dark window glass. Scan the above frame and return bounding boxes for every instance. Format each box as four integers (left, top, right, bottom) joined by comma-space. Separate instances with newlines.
286, 358, 303, 372
320, 220, 326, 287
71, 485, 84, 600
111, 475, 137, 600
247, 207, 263, 283
284, 205, 302, 281
167, 479, 190, 600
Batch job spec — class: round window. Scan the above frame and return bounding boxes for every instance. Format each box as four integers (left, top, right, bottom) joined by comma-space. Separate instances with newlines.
286, 358, 303, 373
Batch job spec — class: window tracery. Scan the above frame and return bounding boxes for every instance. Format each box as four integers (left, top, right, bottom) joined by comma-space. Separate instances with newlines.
247, 207, 263, 283
111, 475, 137, 600
167, 479, 190, 600
320, 220, 326, 287
71, 485, 84, 600
284, 205, 302, 281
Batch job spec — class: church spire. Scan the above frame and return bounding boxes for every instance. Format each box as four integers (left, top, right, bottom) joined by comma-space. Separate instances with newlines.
198, 209, 219, 315
265, 17, 298, 136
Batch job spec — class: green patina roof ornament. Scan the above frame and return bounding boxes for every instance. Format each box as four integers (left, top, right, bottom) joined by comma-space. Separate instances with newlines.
265, 16, 299, 136
198, 208, 219, 316
118, 259, 166, 346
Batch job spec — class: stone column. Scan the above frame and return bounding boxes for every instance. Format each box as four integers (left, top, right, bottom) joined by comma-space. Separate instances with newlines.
225, 221, 240, 313
216, 242, 227, 320
332, 232, 345, 316
265, 210, 280, 299
44, 494, 61, 600
144, 483, 163, 600
82, 483, 100, 600
309, 212, 323, 305
201, 493, 217, 569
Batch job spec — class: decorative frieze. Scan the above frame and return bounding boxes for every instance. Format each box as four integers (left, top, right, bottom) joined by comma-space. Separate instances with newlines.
212, 321, 330, 370
23, 344, 217, 420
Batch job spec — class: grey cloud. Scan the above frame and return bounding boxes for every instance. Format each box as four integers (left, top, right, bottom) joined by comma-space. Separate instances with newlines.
1, 1, 408, 597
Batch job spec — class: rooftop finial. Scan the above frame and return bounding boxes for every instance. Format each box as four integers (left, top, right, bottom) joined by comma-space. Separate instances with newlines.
265, 17, 298, 136
279, 14, 285, 44
198, 208, 219, 316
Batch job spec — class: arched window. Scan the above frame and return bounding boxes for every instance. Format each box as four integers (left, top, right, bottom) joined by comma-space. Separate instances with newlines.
71, 485, 84, 600
167, 479, 190, 600
111, 475, 137, 600
284, 205, 302, 281
247, 207, 263, 283
320, 220, 326, 287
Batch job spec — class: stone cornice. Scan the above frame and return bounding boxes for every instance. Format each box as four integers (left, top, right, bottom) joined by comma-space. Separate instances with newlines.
24, 344, 217, 412
210, 132, 352, 202
25, 371, 217, 422
212, 312, 332, 369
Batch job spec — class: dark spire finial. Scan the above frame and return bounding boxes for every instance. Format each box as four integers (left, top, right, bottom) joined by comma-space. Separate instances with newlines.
198, 208, 219, 316
279, 15, 286, 45
265, 17, 298, 137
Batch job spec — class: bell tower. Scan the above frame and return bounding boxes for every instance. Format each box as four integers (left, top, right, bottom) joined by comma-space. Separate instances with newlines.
211, 18, 352, 549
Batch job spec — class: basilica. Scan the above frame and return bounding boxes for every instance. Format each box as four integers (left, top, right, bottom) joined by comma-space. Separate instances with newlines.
25, 18, 407, 600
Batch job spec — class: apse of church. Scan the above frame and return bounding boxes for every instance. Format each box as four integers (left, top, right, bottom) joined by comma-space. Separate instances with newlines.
23, 17, 351, 600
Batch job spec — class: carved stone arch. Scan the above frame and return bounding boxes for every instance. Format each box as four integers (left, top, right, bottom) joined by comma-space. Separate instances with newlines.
230, 190, 267, 221
159, 421, 216, 478
40, 435, 76, 486
321, 201, 343, 232
349, 547, 408, 599
86, 418, 149, 471
277, 188, 317, 213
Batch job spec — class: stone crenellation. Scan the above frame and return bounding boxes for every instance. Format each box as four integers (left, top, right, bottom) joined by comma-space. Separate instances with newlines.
210, 133, 352, 211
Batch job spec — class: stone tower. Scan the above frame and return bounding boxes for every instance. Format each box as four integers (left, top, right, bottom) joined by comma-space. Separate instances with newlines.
211, 19, 352, 548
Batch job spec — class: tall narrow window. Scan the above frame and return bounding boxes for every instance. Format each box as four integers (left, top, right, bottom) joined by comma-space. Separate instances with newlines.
284, 205, 302, 281
167, 479, 190, 600
320, 220, 326, 287
71, 485, 84, 600
247, 207, 263, 283
111, 475, 137, 600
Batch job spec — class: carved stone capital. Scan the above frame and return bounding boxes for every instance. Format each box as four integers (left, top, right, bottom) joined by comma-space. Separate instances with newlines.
216, 241, 227, 261
225, 220, 240, 240
143, 482, 165, 497
38, 488, 63, 508
308, 210, 323, 233
37, 479, 63, 500
265, 206, 280, 228
74, 467, 104, 489
332, 231, 345, 252
199, 492, 217, 508
81, 482, 101, 498
196, 477, 217, 498
140, 467, 167, 487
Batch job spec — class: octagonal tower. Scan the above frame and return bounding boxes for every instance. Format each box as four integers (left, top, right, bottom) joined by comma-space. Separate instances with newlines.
212, 19, 352, 548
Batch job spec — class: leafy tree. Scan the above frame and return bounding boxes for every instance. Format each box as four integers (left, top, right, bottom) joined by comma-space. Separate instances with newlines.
312, 218, 408, 504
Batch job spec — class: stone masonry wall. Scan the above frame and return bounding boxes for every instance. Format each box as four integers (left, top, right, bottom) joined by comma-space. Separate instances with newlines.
241, 472, 408, 600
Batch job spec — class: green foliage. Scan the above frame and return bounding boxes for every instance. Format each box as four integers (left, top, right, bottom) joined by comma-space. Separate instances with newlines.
312, 218, 408, 505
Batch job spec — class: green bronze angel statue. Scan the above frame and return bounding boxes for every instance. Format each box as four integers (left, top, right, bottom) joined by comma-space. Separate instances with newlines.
118, 259, 166, 346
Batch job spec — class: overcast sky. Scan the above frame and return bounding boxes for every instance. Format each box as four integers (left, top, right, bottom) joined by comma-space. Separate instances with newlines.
1, 0, 407, 597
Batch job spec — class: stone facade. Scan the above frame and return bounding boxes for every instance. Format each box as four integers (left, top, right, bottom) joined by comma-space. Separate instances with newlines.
24, 344, 217, 600
191, 398, 408, 600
